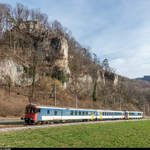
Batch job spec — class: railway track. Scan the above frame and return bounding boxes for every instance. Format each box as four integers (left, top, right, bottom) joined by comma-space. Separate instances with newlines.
0, 119, 147, 133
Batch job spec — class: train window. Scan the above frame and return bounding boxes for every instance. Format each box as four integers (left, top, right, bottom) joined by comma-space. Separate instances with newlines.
70, 111, 73, 115
79, 112, 81, 115
30, 108, 33, 114
47, 110, 50, 114
36, 108, 40, 113
54, 111, 57, 115
25, 108, 29, 113
86, 112, 88, 115
75, 111, 77, 115
29, 108, 32, 113
73, 111, 75, 115
102, 112, 104, 115
26, 107, 39, 114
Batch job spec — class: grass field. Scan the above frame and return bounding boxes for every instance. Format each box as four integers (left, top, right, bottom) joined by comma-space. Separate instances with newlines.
0, 120, 150, 148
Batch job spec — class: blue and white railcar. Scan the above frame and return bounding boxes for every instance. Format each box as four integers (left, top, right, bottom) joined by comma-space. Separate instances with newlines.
125, 111, 143, 119
28, 105, 98, 123
97, 110, 124, 120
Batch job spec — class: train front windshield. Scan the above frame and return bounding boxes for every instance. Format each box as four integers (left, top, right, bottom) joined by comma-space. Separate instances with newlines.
26, 107, 38, 114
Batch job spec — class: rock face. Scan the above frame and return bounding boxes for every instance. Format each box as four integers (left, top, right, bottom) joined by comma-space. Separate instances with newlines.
97, 70, 105, 85
0, 58, 38, 86
51, 36, 70, 75
104, 71, 118, 86
113, 74, 118, 86
0, 59, 23, 85
77, 74, 93, 92
19, 21, 41, 33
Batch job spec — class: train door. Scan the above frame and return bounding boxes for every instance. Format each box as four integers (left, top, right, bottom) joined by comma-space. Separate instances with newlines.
112, 112, 114, 120
100, 112, 102, 120
141, 112, 143, 119
60, 109, 63, 121
125, 112, 127, 119
58, 109, 62, 120
125, 111, 129, 120
91, 112, 94, 120
122, 112, 124, 119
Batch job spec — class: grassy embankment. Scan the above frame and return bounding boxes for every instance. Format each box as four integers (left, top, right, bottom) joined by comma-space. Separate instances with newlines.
0, 120, 150, 148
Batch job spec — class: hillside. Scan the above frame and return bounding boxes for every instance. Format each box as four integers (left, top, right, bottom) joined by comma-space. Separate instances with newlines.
0, 3, 150, 117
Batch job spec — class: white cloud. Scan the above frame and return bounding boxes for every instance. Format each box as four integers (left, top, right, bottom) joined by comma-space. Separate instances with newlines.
110, 43, 150, 78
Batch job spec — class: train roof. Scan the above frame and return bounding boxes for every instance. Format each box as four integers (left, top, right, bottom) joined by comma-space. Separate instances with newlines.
26, 104, 143, 113
28, 104, 121, 112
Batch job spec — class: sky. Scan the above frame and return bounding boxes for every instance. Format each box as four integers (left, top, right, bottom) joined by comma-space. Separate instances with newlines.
1, 0, 150, 79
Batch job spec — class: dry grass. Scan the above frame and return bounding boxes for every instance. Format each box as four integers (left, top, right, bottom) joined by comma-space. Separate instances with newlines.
0, 88, 28, 117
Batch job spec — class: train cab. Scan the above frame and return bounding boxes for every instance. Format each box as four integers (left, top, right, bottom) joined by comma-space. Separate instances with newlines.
23, 104, 40, 124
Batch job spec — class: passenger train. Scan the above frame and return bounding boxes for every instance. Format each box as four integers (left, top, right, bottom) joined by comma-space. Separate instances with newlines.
22, 104, 143, 124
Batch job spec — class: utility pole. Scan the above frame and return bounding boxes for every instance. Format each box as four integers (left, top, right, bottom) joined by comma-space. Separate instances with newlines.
120, 101, 121, 111
144, 103, 145, 116
75, 95, 78, 108
147, 103, 149, 115
54, 83, 56, 106
119, 97, 121, 111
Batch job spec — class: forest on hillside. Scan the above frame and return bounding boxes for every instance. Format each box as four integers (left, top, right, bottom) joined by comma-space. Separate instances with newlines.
0, 3, 150, 117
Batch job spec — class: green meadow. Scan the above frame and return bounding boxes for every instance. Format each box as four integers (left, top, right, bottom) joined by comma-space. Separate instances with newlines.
0, 120, 150, 148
